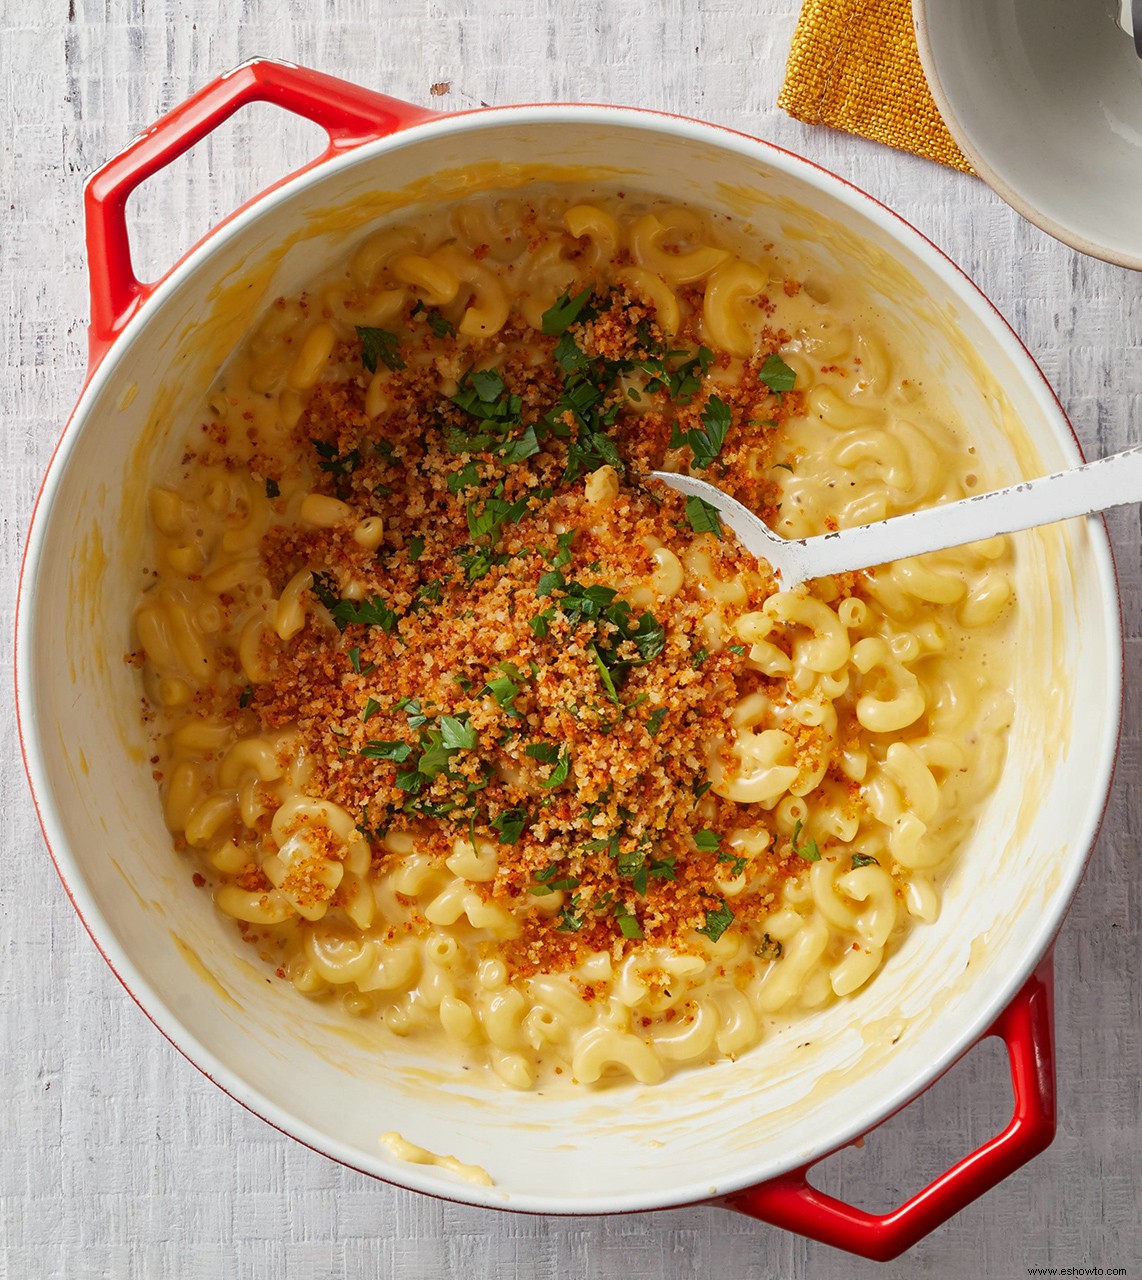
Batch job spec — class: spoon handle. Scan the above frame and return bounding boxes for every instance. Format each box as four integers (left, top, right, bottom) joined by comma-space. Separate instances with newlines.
800, 442, 1142, 580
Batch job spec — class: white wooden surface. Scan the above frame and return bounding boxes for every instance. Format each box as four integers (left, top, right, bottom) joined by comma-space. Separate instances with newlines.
2, 2, 1140, 1276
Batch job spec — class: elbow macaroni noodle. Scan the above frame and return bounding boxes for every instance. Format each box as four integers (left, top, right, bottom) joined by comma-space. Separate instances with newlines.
133, 190, 1015, 1090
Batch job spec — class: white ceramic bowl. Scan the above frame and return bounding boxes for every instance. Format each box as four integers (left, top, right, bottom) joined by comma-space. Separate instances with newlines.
915, 0, 1142, 269
15, 61, 1123, 1259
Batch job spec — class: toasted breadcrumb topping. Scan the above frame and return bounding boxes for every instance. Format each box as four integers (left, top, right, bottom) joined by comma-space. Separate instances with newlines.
175, 285, 866, 975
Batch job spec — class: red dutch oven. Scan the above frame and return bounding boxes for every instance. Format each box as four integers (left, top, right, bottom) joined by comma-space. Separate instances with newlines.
15, 60, 1122, 1260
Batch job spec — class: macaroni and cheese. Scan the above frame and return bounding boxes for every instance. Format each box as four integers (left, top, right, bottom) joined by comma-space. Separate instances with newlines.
131, 192, 1015, 1089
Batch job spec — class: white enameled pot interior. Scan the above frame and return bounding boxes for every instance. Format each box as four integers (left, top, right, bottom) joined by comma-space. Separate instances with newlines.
915, 0, 1142, 269
19, 108, 1121, 1213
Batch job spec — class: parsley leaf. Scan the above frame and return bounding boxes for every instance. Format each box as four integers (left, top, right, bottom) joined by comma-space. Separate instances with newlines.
759, 352, 796, 393
649, 855, 676, 882
685, 494, 724, 539
541, 286, 595, 336
557, 898, 584, 932
439, 715, 478, 752
531, 862, 581, 896
590, 644, 621, 705
851, 853, 880, 869
347, 646, 375, 675
613, 902, 644, 940
467, 493, 529, 542
756, 933, 783, 961
264, 478, 280, 499
490, 807, 528, 844
646, 707, 668, 736
693, 829, 720, 852
718, 850, 748, 876
549, 530, 575, 569
447, 462, 480, 494
312, 438, 360, 476
361, 697, 381, 723
539, 746, 571, 789
411, 299, 456, 338
407, 535, 425, 562
499, 423, 541, 464
360, 739, 412, 762
356, 326, 405, 373
791, 819, 821, 862
697, 897, 734, 943
669, 394, 732, 469
484, 673, 522, 716
328, 595, 398, 633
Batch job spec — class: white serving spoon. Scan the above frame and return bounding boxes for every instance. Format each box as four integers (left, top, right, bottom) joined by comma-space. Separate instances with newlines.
651, 444, 1142, 590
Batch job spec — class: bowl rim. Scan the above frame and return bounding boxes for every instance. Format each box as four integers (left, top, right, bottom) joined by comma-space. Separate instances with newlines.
912, 0, 1142, 272
16, 99, 1125, 1214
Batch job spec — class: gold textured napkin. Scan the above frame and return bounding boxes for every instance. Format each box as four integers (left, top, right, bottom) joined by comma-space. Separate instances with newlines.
779, 0, 974, 174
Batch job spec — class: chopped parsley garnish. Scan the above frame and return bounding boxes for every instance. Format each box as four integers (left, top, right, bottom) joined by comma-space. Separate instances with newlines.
692, 646, 709, 668
697, 897, 735, 943
264, 478, 280, 499
556, 898, 585, 932
356, 325, 405, 373
539, 747, 571, 788
648, 855, 676, 883
693, 829, 720, 852
327, 595, 398, 634
525, 742, 561, 764
535, 576, 665, 677
668, 394, 732, 469
457, 546, 512, 582
407, 535, 425, 562
613, 902, 644, 940
531, 862, 581, 896
656, 345, 715, 402
646, 707, 668, 736
538, 532, 575, 570
718, 850, 748, 876
312, 438, 360, 476
347, 647, 375, 675
851, 853, 880, 869
413, 714, 478, 780
449, 369, 524, 454
772, 461, 794, 473
759, 352, 796, 394
685, 494, 724, 539
467, 491, 529, 542
484, 672, 522, 716
361, 697, 381, 723
394, 696, 428, 729
360, 739, 412, 762
590, 644, 621, 705
447, 462, 480, 494
541, 286, 595, 336
411, 299, 456, 338
499, 422, 541, 464
755, 933, 783, 961
791, 819, 821, 862
238, 685, 253, 709
490, 807, 528, 844
411, 580, 442, 611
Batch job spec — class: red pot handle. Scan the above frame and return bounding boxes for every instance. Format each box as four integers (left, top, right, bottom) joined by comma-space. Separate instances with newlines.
84, 57, 433, 360
721, 955, 1056, 1261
